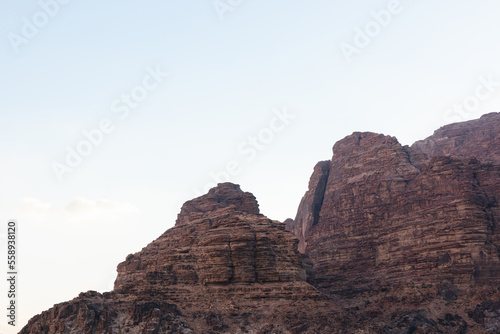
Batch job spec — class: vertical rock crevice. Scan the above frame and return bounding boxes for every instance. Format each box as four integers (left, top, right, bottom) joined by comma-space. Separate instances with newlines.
311, 163, 330, 226
287, 160, 331, 253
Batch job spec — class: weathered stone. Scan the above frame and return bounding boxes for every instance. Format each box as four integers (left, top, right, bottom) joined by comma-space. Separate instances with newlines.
175, 182, 259, 226
412, 112, 500, 164
21, 183, 346, 334
286, 114, 500, 333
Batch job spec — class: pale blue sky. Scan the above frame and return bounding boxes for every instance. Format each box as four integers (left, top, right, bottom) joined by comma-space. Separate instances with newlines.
1, 0, 500, 331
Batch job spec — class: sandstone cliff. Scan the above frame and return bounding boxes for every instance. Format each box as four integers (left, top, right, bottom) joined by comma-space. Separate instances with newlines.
22, 183, 348, 334
286, 112, 500, 333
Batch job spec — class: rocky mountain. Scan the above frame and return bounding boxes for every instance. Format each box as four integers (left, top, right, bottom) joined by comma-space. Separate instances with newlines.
21, 183, 349, 334
22, 113, 500, 333
286, 112, 500, 333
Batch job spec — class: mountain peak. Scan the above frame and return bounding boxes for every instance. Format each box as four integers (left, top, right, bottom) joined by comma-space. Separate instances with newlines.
175, 183, 260, 226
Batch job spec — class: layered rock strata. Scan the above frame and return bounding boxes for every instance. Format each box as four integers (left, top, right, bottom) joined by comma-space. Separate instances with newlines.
286, 112, 500, 333
22, 183, 346, 334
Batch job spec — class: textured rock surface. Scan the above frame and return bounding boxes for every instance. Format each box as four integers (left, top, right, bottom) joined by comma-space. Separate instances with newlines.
412, 112, 500, 164
21, 291, 193, 334
175, 182, 260, 226
22, 183, 347, 334
286, 114, 500, 333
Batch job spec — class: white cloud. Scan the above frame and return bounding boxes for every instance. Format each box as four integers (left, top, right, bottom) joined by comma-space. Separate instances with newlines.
19, 197, 56, 216
16, 197, 139, 227
65, 198, 139, 221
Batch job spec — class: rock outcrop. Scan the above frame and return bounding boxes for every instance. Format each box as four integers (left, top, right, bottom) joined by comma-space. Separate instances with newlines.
175, 183, 260, 226
22, 183, 347, 334
286, 112, 500, 333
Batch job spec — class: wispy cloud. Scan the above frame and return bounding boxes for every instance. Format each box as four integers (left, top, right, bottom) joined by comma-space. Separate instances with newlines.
17, 197, 139, 226
65, 198, 139, 220
19, 197, 56, 216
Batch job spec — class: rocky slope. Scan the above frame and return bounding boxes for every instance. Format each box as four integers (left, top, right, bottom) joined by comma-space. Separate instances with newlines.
286, 112, 500, 333
21, 183, 348, 334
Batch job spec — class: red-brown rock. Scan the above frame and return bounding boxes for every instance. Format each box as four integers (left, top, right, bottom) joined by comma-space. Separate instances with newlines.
21, 183, 347, 334
412, 112, 500, 164
286, 115, 500, 333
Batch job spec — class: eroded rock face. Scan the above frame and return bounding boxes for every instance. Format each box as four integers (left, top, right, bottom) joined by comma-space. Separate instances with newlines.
115, 208, 307, 290
469, 302, 500, 333
286, 114, 500, 333
175, 182, 260, 226
412, 112, 500, 164
21, 291, 193, 334
22, 183, 347, 334
287, 161, 330, 254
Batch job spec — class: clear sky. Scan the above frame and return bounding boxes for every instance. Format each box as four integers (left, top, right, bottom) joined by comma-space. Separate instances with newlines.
1, 0, 500, 331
